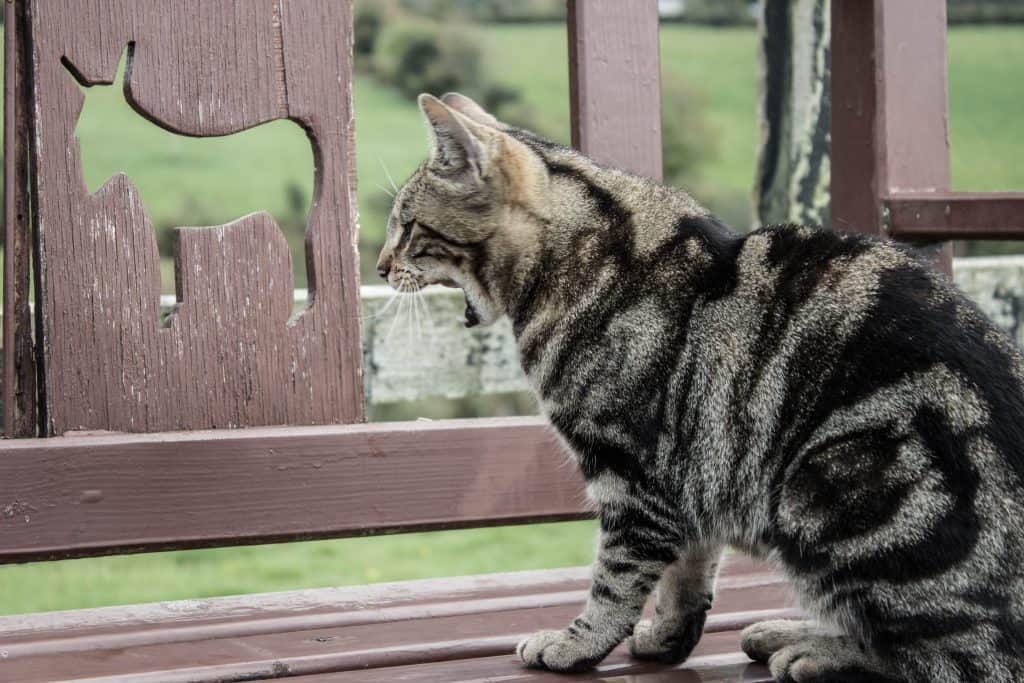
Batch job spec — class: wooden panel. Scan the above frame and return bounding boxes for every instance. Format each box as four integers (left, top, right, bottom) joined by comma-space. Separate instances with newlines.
885, 193, 1024, 240
830, 0, 952, 270
567, 0, 663, 181
3, 0, 37, 437
0, 417, 591, 563
26, 0, 363, 434
0, 555, 787, 682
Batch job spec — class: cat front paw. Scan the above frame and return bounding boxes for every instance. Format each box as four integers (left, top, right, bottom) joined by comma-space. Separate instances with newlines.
516, 628, 606, 672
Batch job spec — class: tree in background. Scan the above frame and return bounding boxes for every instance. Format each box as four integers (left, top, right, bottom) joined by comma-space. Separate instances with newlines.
754, 0, 829, 227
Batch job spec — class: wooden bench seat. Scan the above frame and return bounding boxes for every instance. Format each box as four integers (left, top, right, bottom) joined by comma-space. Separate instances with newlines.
0, 555, 793, 682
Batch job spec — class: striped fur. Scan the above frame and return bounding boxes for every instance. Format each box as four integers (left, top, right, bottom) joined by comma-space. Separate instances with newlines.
376, 93, 1024, 682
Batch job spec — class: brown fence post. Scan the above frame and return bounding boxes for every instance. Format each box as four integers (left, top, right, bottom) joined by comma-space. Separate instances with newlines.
568, 0, 663, 182
3, 0, 38, 437
830, 0, 952, 271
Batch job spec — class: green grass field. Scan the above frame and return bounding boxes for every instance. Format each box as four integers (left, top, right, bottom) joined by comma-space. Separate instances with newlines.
1, 24, 1022, 616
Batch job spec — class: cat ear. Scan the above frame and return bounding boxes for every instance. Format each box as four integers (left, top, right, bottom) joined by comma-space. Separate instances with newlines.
440, 92, 504, 129
418, 93, 490, 179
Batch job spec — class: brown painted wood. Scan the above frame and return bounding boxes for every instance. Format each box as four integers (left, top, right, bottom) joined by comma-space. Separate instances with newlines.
830, 0, 952, 271
0, 561, 787, 660
305, 648, 772, 682
885, 193, 1024, 241
0, 417, 594, 563
0, 555, 789, 682
3, 0, 37, 437
567, 0, 663, 181
25, 0, 363, 434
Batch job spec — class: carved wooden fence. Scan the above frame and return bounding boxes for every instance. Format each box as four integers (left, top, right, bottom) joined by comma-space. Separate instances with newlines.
2, 0, 1022, 566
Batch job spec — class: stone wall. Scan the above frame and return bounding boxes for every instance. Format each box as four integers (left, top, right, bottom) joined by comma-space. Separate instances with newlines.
360, 255, 1024, 404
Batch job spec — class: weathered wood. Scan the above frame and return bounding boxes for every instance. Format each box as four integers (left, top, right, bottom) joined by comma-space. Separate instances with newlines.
0, 417, 591, 563
26, 0, 363, 434
3, 0, 37, 437
0, 554, 785, 682
885, 193, 1024, 241
567, 0, 663, 181
304, 651, 772, 683
830, 0, 952, 270
755, 0, 830, 227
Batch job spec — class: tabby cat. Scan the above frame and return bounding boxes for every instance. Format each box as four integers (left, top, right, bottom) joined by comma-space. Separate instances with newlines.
375, 93, 1024, 682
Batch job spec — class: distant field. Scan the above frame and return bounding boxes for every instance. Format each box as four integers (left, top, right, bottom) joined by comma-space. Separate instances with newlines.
1, 24, 1022, 616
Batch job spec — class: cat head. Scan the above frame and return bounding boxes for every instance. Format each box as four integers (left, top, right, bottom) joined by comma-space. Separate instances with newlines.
375, 93, 548, 328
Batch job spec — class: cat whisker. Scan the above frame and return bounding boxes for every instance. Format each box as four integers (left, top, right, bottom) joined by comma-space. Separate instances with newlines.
361, 290, 399, 320
410, 283, 424, 344
416, 284, 435, 332
375, 182, 395, 199
379, 156, 400, 194
384, 290, 409, 346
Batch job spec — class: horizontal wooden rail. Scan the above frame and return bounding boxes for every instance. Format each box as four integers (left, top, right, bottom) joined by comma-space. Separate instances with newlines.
885, 192, 1024, 240
0, 418, 589, 564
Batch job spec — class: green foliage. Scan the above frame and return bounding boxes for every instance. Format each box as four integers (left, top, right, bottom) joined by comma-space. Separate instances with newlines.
369, 16, 547, 139
663, 0, 757, 26
659, 73, 718, 188
373, 19, 484, 100
397, 0, 565, 22
354, 0, 398, 64
948, 0, 1024, 24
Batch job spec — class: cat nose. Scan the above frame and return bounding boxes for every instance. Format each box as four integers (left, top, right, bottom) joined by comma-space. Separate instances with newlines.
377, 263, 391, 280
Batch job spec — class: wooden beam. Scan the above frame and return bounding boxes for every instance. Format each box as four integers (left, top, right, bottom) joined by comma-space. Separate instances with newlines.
0, 418, 589, 564
568, 0, 663, 181
3, 0, 37, 437
885, 193, 1024, 241
830, 0, 952, 270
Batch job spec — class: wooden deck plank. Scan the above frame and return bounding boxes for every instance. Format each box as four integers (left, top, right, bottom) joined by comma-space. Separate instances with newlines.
0, 558, 795, 682
298, 636, 774, 682
0, 555, 776, 643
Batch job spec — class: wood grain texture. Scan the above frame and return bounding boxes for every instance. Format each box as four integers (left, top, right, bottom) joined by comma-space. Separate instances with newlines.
3, 0, 37, 437
0, 555, 788, 682
302, 650, 772, 683
568, 0, 663, 181
885, 193, 1024, 241
0, 417, 591, 563
26, 0, 363, 434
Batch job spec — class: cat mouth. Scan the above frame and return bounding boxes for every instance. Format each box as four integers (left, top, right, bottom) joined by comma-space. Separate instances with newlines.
431, 278, 479, 327
464, 298, 480, 328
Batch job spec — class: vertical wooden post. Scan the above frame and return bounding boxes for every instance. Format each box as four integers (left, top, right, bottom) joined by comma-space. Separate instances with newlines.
830, 0, 952, 271
567, 0, 663, 181
3, 0, 37, 437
